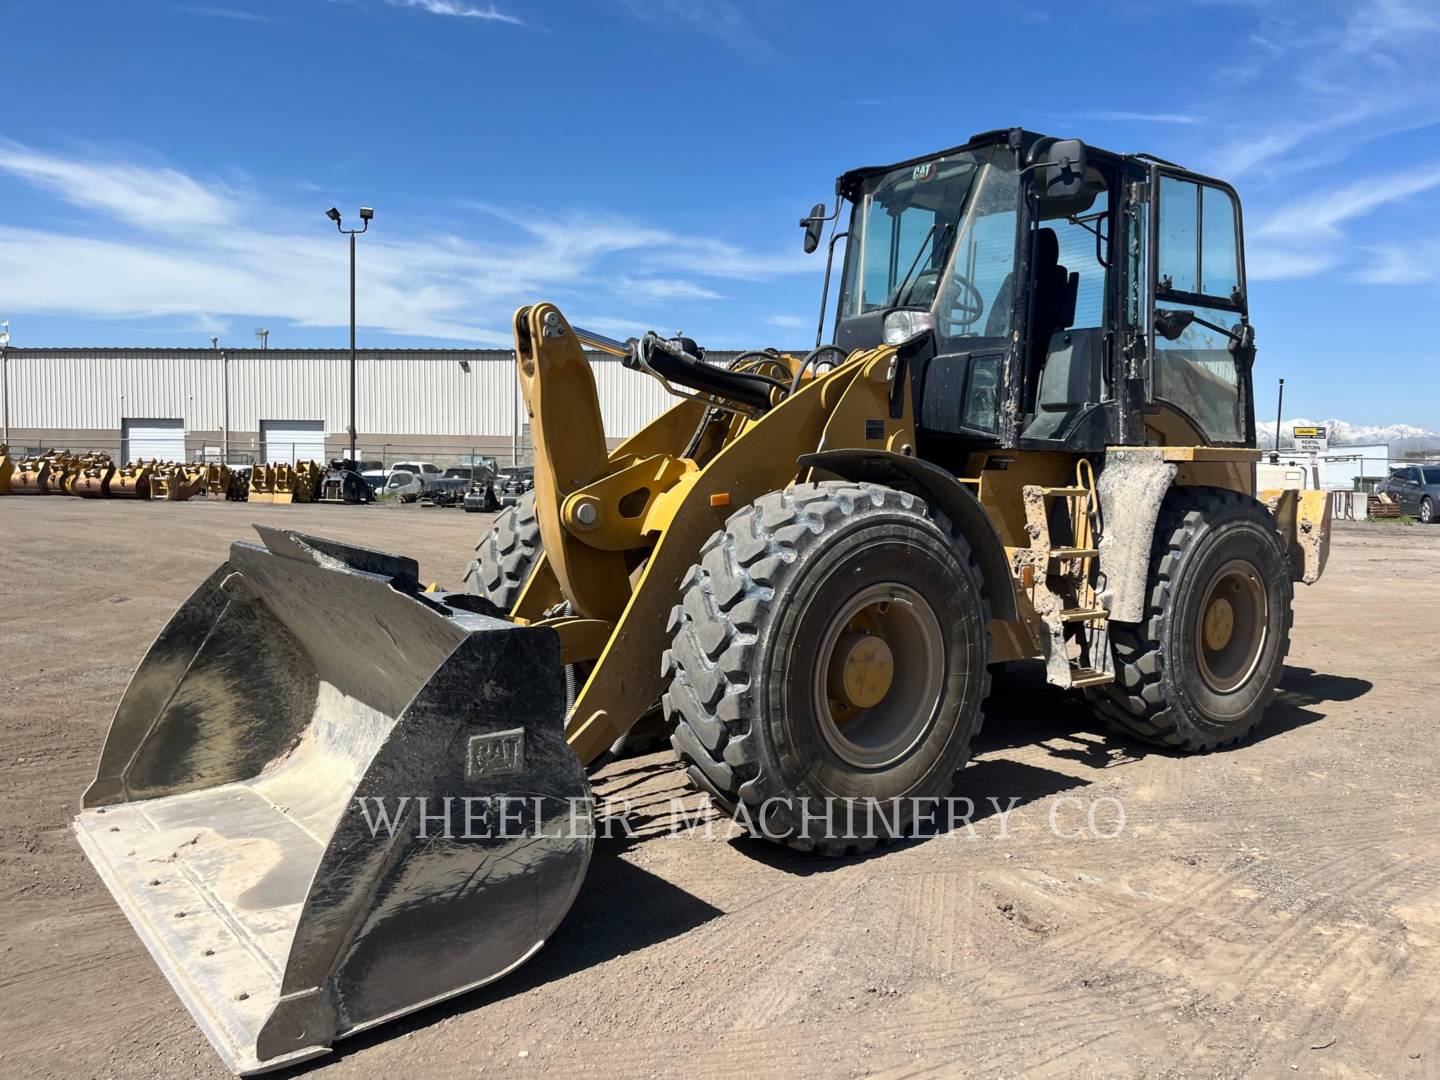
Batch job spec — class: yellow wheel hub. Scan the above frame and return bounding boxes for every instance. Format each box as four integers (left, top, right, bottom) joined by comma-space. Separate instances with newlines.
1203, 596, 1235, 651
828, 631, 895, 710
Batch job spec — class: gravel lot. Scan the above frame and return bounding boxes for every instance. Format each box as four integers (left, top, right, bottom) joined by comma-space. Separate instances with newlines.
1, 497, 1437, 1079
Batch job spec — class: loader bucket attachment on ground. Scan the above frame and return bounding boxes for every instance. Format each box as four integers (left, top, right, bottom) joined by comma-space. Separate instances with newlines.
249, 464, 276, 503
74, 528, 593, 1075
73, 455, 117, 497
11, 455, 51, 493
111, 462, 154, 498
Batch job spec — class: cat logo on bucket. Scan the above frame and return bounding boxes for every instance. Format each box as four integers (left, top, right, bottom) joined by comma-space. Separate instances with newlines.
467, 729, 526, 779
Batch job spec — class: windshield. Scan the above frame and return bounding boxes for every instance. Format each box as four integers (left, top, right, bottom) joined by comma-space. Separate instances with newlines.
839, 145, 1020, 340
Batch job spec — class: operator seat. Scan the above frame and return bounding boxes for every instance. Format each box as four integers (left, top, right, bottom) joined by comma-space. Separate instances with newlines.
1027, 227, 1078, 397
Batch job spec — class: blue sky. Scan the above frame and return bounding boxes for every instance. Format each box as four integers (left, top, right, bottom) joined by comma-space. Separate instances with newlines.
1, 0, 1438, 426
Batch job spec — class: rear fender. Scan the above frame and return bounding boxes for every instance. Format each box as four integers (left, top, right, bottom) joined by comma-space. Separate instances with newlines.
1259, 487, 1332, 584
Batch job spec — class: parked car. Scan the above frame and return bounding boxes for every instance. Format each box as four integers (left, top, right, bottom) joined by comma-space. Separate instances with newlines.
394, 461, 441, 487
1379, 465, 1440, 523
383, 469, 424, 503
361, 460, 441, 495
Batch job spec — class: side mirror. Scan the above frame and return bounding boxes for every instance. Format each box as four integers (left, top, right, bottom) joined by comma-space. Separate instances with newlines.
800, 202, 827, 254
1154, 308, 1195, 341
1028, 138, 1088, 202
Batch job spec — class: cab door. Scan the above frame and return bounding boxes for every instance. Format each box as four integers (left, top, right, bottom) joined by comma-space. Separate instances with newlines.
1146, 167, 1254, 446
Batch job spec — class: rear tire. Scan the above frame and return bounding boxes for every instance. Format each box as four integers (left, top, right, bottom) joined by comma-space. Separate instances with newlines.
463, 489, 541, 609
664, 482, 992, 855
1087, 487, 1292, 751
1421, 496, 1434, 525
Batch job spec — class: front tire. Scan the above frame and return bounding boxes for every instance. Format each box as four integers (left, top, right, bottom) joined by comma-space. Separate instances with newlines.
463, 489, 541, 609
664, 482, 991, 855
1421, 496, 1434, 525
1088, 487, 1293, 751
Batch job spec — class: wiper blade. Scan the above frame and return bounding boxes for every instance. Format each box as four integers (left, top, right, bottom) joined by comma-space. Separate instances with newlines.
892, 222, 942, 306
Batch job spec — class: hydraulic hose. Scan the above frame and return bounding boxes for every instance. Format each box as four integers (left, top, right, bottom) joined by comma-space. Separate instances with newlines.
627, 332, 779, 413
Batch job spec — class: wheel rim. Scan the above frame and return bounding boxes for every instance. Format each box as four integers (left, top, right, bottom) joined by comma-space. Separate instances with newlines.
1423, 500, 1434, 523
1194, 558, 1268, 694
812, 583, 946, 769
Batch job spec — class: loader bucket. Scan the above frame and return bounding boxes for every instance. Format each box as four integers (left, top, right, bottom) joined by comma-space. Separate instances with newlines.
205, 464, 233, 497
11, 456, 50, 493
111, 462, 154, 498
73, 455, 117, 497
249, 464, 276, 504
74, 528, 593, 1075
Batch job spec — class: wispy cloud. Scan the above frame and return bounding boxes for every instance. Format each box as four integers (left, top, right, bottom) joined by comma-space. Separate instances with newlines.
620, 0, 774, 59
1200, 0, 1440, 179
1356, 240, 1440, 285
1344, 0, 1440, 49
0, 140, 808, 344
614, 276, 725, 301
0, 139, 235, 229
1254, 168, 1440, 241
176, 5, 276, 22
765, 314, 807, 329
1182, 1, 1440, 281
1247, 166, 1440, 280
1072, 110, 1202, 125
387, 0, 525, 26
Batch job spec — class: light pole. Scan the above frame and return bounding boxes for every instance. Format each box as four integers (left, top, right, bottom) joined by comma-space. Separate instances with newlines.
327, 205, 373, 462
1, 320, 10, 446
1272, 377, 1285, 462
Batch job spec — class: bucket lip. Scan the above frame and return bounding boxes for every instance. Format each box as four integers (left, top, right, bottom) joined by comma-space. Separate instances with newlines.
72, 809, 330, 1076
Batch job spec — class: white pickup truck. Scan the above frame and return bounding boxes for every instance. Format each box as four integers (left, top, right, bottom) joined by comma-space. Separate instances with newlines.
361, 461, 442, 500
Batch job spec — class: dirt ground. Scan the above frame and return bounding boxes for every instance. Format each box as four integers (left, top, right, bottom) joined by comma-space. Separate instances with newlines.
1, 496, 1438, 1079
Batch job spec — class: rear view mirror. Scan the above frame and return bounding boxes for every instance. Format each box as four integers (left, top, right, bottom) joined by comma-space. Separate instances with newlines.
800, 202, 827, 254
1027, 138, 1088, 203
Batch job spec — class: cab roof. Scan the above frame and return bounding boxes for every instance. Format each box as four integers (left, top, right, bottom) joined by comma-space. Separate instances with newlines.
836, 127, 1135, 200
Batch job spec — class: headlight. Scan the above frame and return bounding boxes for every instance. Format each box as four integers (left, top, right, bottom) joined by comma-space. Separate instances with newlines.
882, 309, 936, 346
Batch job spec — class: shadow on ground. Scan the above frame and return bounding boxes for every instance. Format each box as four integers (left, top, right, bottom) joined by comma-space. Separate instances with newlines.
306, 841, 723, 1073
979, 661, 1373, 760
297, 664, 1375, 1073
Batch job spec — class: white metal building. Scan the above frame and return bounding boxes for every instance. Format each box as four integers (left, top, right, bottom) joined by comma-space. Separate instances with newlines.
0, 346, 758, 467
1314, 443, 1391, 491
1266, 443, 1392, 491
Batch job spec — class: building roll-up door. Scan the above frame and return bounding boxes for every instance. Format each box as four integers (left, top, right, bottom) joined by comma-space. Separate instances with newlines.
122, 418, 186, 463
260, 420, 325, 464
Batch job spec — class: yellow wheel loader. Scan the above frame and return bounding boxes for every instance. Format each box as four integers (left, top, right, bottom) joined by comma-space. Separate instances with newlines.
75, 128, 1330, 1074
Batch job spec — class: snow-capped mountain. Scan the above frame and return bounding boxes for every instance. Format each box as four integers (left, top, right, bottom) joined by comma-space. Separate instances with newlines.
1255, 418, 1439, 452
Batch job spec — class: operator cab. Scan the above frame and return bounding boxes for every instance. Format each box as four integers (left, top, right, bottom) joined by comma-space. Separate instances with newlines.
812, 128, 1256, 456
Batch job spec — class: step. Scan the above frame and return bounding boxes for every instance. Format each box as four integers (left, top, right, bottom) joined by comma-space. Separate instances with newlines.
1059, 607, 1109, 622
1069, 667, 1115, 688
1048, 547, 1099, 560
1035, 486, 1089, 497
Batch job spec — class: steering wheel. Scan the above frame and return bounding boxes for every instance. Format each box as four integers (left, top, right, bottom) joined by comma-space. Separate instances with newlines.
940, 273, 985, 332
